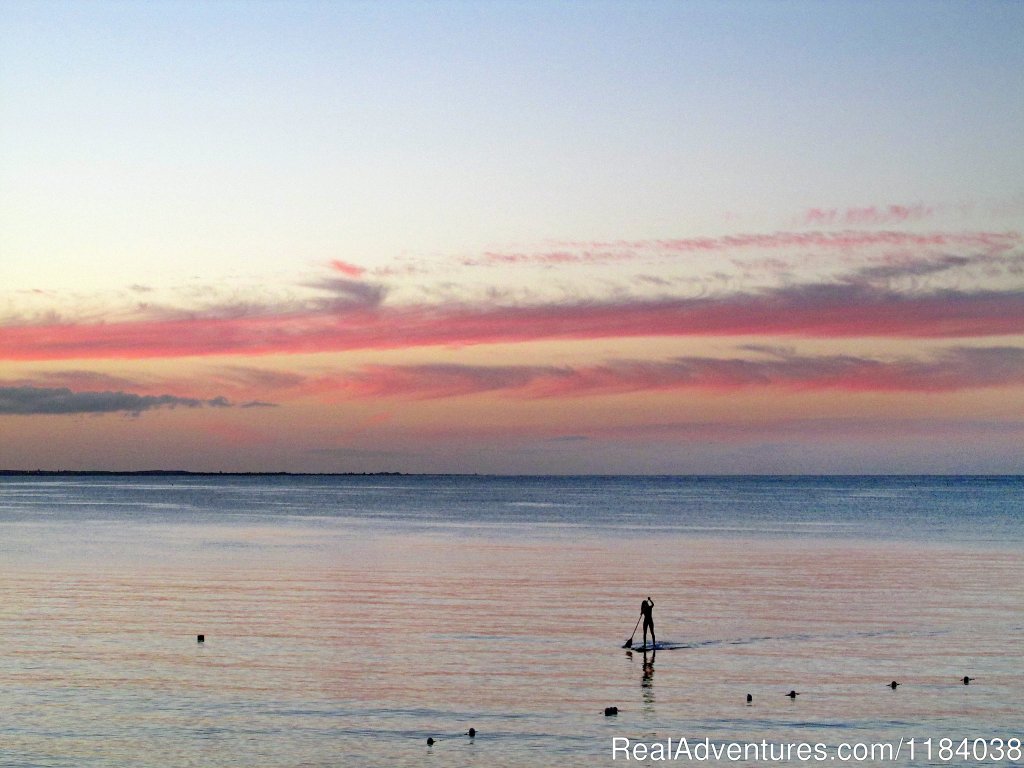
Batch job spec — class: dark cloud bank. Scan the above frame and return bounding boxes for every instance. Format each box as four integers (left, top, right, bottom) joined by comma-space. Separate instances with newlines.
0, 386, 266, 416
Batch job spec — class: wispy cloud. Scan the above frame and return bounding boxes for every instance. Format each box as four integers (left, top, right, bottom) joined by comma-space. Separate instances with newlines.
302, 276, 388, 309
3, 234, 1023, 363
17, 370, 149, 392
329, 260, 366, 278
3, 283, 1024, 361
801, 204, 936, 227
0, 386, 239, 415
843, 252, 1024, 285
208, 366, 309, 393
331, 347, 1024, 400
848, 254, 973, 282
464, 230, 1021, 267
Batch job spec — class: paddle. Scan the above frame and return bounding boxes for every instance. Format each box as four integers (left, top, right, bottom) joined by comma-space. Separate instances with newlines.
622, 615, 642, 648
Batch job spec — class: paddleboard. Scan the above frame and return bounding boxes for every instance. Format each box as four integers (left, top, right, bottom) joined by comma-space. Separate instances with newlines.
627, 641, 685, 651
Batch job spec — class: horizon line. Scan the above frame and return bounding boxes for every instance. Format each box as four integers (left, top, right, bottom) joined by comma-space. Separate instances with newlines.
1, 470, 1021, 479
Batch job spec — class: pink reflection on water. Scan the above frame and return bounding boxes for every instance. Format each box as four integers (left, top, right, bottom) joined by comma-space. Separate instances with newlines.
2, 523, 1021, 765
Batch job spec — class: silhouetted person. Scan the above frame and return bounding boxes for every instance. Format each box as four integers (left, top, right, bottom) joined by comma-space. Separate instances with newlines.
640, 596, 655, 649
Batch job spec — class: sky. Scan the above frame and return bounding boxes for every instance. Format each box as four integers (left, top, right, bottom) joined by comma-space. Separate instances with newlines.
2, 0, 1023, 474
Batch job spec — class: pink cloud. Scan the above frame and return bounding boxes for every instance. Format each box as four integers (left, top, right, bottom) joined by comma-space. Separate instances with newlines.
803, 204, 936, 227
329, 260, 366, 278
465, 230, 1020, 267
331, 347, 1024, 400
3, 284, 1024, 361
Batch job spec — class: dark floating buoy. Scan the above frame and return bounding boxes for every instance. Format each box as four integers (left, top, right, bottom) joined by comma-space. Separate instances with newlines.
604, 706, 619, 716
890, 680, 900, 689
746, 693, 753, 703
467, 728, 476, 738
786, 690, 800, 698
197, 634, 205, 643
962, 676, 974, 685
426, 737, 435, 746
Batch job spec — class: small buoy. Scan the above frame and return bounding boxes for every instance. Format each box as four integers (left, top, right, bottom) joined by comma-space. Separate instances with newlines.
746, 693, 752, 703
962, 676, 974, 685
197, 634, 205, 643
890, 680, 900, 689
426, 737, 435, 746
468, 728, 476, 738
604, 706, 619, 716
787, 690, 800, 698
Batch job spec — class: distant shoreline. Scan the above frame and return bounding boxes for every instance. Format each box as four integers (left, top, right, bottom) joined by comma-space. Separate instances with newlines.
0, 469, 407, 477
0, 470, 1019, 479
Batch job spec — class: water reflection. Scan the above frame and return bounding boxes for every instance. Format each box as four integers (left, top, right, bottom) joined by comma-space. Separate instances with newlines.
1, 476, 1022, 767
641, 649, 655, 711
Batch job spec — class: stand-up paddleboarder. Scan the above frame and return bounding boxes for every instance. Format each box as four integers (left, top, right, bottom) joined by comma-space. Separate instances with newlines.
640, 596, 655, 649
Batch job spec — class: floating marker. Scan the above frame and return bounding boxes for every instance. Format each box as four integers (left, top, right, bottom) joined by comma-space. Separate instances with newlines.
604, 706, 619, 716
197, 634, 205, 643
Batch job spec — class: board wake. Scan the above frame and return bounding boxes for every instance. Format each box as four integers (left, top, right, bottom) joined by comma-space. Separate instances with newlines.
627, 628, 934, 653
627, 640, 686, 652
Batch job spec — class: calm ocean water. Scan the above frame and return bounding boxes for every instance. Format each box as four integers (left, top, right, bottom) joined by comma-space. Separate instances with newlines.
1, 475, 1021, 767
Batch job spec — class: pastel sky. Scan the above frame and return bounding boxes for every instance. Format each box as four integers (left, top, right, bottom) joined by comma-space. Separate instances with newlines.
2, 0, 1023, 474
